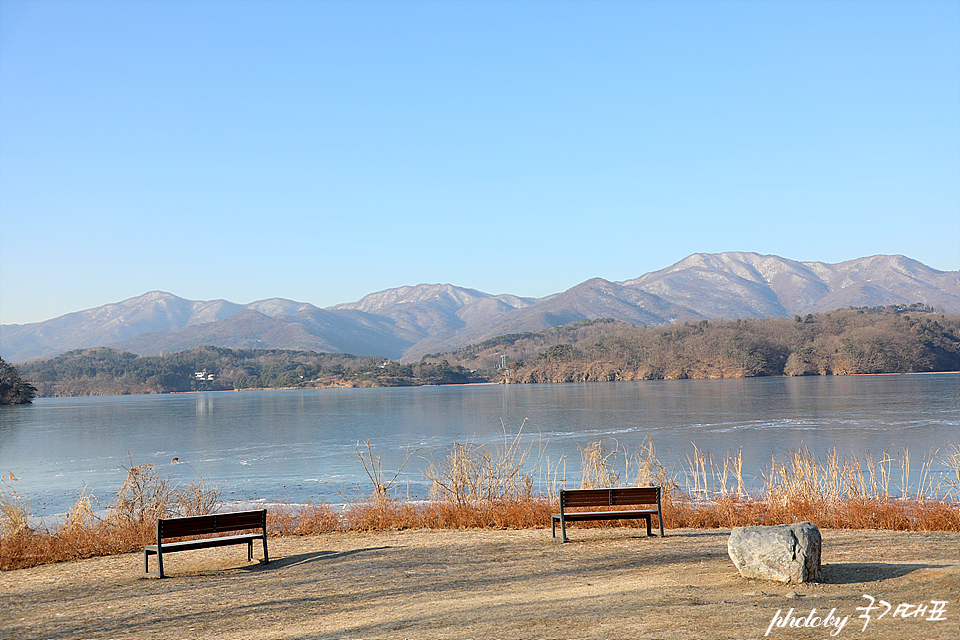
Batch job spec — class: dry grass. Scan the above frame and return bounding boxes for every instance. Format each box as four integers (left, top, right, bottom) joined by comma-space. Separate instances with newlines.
664, 444, 960, 531
578, 441, 621, 488
0, 472, 29, 538
2, 438, 958, 571
267, 502, 342, 535
0, 514, 154, 571
1, 460, 223, 570
343, 495, 554, 531
423, 419, 546, 502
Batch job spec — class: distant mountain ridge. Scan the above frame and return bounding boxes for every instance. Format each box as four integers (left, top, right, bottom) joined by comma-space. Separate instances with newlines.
623, 253, 960, 317
3, 253, 958, 363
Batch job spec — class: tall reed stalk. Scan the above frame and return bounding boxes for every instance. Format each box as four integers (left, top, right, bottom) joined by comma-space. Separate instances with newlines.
0, 472, 29, 538
423, 420, 545, 503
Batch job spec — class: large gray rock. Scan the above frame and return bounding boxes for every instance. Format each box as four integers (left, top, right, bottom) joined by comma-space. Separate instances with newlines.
727, 521, 822, 583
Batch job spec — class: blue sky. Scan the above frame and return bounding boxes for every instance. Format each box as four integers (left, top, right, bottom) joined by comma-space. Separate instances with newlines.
1, 0, 958, 325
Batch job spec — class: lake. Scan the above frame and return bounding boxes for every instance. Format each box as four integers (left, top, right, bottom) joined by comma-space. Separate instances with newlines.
1, 373, 957, 519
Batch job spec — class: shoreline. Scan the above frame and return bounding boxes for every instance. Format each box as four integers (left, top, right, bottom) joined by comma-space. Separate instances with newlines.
28, 368, 959, 399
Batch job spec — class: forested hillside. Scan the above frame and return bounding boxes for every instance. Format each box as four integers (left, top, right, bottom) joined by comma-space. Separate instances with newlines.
20, 346, 483, 397
18, 306, 959, 397
432, 305, 960, 383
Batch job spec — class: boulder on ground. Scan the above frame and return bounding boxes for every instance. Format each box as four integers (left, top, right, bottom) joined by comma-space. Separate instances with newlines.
727, 521, 822, 583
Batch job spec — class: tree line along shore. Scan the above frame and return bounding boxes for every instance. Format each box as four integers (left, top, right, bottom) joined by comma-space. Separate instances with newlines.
12, 305, 960, 398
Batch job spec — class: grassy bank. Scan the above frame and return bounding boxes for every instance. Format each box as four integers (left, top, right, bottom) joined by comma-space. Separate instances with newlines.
2, 439, 958, 571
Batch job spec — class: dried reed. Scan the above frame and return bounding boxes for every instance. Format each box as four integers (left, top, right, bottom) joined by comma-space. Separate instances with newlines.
578, 441, 620, 489
267, 502, 341, 535
665, 444, 960, 531
1, 460, 225, 570
422, 420, 543, 503
109, 463, 177, 524
3, 438, 958, 572
0, 472, 30, 538
355, 440, 420, 506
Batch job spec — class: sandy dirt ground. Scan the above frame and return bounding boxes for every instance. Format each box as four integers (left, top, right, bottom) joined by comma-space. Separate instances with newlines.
1, 527, 958, 640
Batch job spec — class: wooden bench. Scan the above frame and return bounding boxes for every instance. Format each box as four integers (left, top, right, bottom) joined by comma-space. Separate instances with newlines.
144, 509, 269, 578
552, 487, 665, 542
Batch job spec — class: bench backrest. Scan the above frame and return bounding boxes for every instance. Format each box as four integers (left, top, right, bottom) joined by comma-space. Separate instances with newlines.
560, 487, 661, 509
157, 509, 267, 540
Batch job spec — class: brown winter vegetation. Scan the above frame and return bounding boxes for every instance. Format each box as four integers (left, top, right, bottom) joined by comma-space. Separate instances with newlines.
2, 436, 958, 572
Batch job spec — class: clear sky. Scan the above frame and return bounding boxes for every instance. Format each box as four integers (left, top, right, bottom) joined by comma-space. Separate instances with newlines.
1, 0, 958, 326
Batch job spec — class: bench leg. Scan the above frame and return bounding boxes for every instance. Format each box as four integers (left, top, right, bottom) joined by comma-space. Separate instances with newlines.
645, 514, 652, 537
144, 548, 163, 577
262, 535, 269, 564
551, 515, 569, 541
157, 549, 165, 579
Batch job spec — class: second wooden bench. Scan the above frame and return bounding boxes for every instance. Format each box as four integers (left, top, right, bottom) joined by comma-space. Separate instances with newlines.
144, 509, 269, 578
552, 487, 665, 542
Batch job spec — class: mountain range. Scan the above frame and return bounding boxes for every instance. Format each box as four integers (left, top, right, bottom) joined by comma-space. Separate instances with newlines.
3, 252, 958, 363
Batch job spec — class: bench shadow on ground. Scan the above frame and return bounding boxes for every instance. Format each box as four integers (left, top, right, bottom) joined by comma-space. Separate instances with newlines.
821, 562, 949, 584
243, 546, 393, 572
559, 529, 729, 542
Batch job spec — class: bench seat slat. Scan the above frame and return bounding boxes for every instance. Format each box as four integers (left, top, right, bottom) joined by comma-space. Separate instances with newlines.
159, 522, 227, 538
211, 512, 266, 530
554, 509, 658, 521
144, 533, 263, 553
